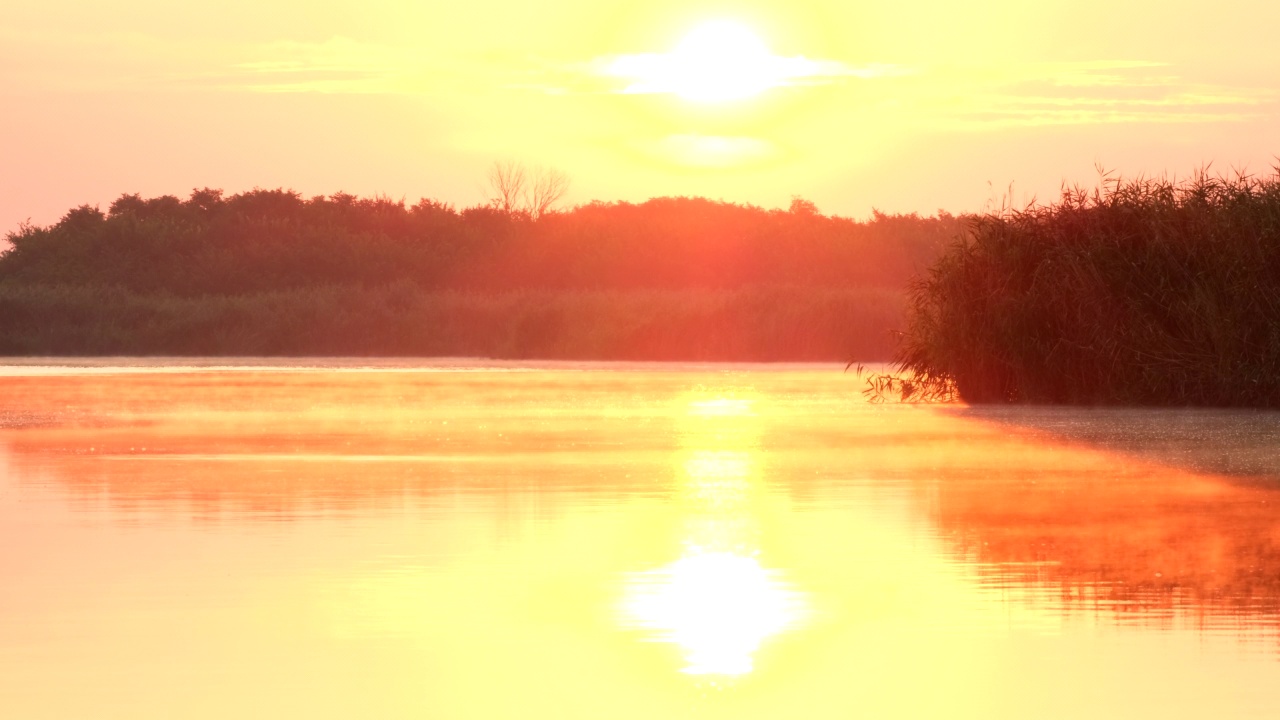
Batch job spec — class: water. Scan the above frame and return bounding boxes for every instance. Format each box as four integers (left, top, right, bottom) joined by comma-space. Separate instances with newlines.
1, 359, 1278, 719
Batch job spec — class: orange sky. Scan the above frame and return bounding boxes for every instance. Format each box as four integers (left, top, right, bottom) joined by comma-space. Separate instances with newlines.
2, 0, 1278, 232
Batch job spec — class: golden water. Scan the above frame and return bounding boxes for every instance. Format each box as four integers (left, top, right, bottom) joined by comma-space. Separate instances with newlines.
1, 360, 1278, 718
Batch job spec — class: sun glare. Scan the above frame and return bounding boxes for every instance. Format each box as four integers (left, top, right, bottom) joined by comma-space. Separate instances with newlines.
622, 551, 805, 676
607, 20, 821, 103
618, 391, 808, 677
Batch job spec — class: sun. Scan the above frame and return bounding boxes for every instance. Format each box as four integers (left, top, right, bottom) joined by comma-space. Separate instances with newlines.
666, 21, 777, 102
607, 20, 817, 103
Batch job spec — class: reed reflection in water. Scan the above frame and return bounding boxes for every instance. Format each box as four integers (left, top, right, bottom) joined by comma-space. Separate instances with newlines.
0, 360, 1278, 719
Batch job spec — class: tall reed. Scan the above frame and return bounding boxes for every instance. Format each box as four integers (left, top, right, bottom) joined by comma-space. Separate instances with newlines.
888, 169, 1280, 406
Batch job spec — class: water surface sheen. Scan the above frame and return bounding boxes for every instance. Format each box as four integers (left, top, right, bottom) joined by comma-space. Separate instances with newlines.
1, 360, 1278, 719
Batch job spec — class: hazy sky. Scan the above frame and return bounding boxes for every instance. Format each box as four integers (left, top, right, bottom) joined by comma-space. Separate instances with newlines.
3, 0, 1278, 232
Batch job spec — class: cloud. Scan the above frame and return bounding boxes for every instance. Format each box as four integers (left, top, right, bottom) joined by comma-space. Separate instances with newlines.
217, 37, 429, 94
211, 32, 909, 101
643, 135, 779, 168
572, 20, 911, 102
913, 60, 1276, 129
213, 38, 601, 97
598, 52, 904, 95
590, 47, 906, 102
1043, 60, 1175, 88
21, 26, 1263, 133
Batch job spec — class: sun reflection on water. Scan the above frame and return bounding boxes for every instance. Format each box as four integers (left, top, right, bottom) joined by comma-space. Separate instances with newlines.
622, 551, 806, 676
620, 391, 808, 677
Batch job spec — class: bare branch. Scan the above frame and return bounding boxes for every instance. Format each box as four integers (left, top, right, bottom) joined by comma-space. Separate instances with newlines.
486, 160, 527, 214
525, 166, 570, 220
484, 160, 570, 219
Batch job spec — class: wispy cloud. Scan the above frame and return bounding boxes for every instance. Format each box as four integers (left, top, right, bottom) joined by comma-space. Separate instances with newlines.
917, 60, 1275, 129
595, 52, 906, 99
212, 41, 1273, 131
216, 37, 430, 94
32, 28, 1263, 132
214, 38, 607, 97
1043, 60, 1175, 88
588, 21, 908, 102
207, 33, 909, 100
644, 134, 779, 168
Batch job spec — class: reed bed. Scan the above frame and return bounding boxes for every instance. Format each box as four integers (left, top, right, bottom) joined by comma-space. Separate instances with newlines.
886, 169, 1280, 406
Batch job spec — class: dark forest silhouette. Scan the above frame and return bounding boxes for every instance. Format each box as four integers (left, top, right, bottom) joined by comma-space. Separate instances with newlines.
0, 189, 962, 359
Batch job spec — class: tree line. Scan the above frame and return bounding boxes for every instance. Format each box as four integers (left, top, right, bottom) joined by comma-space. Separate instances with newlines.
1, 189, 961, 296
0, 188, 964, 359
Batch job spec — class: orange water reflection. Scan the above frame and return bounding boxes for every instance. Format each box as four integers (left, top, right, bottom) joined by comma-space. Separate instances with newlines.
1, 362, 1279, 719
620, 395, 808, 677
929, 412, 1280, 624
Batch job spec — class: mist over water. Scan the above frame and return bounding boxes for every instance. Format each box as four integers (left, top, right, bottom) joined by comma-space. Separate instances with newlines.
1, 360, 1278, 719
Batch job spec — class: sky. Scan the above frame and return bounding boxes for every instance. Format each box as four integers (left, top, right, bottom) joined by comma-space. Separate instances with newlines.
2, 0, 1278, 232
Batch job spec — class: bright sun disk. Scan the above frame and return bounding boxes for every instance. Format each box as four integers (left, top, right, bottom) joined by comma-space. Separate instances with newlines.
608, 20, 820, 103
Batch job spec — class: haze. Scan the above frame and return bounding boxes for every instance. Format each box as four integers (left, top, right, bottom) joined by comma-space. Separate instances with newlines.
3, 0, 1277, 232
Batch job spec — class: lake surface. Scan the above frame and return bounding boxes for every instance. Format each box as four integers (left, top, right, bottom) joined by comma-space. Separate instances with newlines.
2, 359, 1279, 719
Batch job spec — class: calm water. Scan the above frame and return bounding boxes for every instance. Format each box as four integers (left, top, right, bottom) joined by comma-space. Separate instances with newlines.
2, 359, 1279, 719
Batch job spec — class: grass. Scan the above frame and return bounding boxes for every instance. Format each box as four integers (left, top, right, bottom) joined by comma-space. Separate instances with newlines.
877, 168, 1280, 406
0, 283, 904, 360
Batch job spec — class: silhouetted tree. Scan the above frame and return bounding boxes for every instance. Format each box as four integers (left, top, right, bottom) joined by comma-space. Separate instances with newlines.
485, 161, 570, 220
527, 166, 570, 220
486, 161, 527, 214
